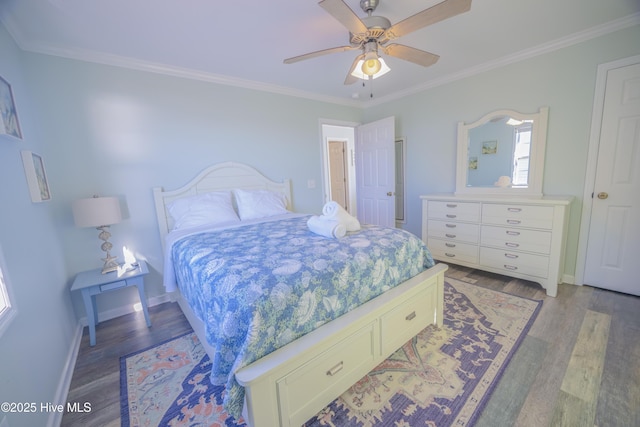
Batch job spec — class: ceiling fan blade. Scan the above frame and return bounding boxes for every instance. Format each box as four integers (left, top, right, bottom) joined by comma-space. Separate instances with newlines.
344, 54, 365, 85
319, 0, 368, 35
383, 0, 472, 41
383, 44, 440, 67
284, 45, 357, 64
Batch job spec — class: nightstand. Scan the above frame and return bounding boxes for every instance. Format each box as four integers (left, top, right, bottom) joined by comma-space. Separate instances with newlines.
71, 260, 151, 346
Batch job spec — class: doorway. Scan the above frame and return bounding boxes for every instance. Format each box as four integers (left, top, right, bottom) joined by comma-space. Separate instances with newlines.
320, 122, 357, 216
327, 139, 350, 210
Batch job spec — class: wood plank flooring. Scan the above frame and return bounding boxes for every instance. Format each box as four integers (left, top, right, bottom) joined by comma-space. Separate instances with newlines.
60, 264, 639, 427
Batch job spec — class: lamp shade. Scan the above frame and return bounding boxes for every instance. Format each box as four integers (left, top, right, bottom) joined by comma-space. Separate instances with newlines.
72, 196, 122, 228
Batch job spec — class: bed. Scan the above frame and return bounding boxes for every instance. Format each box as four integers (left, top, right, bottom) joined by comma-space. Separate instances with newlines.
153, 161, 447, 427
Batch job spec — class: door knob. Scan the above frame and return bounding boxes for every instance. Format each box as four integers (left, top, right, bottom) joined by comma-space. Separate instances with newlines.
387, 192, 393, 196
597, 192, 608, 199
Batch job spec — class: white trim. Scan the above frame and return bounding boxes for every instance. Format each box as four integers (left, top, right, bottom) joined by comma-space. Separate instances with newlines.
46, 322, 83, 427
319, 118, 359, 216
575, 54, 640, 286
0, 245, 17, 339
2, 12, 637, 107
77, 291, 172, 326
367, 14, 640, 106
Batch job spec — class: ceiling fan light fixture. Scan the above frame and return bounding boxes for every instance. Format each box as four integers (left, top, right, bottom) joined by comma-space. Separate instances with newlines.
351, 57, 390, 80
361, 51, 382, 75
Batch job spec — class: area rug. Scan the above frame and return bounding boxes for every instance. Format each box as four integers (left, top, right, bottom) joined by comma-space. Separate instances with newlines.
120, 278, 541, 426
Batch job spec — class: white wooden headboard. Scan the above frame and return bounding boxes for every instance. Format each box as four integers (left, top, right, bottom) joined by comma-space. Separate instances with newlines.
153, 162, 292, 249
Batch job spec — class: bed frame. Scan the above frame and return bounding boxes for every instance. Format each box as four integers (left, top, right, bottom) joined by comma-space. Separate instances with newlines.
153, 161, 447, 427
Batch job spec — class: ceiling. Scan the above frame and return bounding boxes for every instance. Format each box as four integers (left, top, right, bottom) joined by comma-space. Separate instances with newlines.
1, 0, 639, 105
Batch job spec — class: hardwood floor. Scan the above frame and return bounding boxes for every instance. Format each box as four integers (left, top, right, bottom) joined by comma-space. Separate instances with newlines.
61, 265, 639, 427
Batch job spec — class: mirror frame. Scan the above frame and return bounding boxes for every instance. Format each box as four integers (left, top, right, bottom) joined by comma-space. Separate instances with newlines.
455, 107, 549, 198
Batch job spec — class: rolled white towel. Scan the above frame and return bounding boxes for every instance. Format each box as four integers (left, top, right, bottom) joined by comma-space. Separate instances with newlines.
322, 201, 341, 217
307, 215, 346, 239
321, 201, 361, 232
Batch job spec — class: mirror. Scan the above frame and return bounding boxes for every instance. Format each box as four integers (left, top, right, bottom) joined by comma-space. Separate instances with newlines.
455, 107, 548, 198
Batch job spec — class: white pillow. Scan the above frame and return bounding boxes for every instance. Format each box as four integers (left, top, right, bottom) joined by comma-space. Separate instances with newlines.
234, 189, 288, 220
168, 191, 239, 230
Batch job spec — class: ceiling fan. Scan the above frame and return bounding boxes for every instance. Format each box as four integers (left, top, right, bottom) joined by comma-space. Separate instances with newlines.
284, 0, 472, 84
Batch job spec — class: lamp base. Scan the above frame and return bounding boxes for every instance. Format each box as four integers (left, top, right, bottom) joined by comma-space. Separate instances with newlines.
101, 253, 119, 274
96, 225, 119, 274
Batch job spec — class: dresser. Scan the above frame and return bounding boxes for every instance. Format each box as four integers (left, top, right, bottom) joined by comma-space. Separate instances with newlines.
421, 194, 572, 297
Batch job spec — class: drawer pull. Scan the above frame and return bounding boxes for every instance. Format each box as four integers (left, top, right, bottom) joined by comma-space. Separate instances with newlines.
445, 243, 456, 248
504, 265, 518, 270
406, 311, 417, 321
507, 220, 521, 225
446, 214, 457, 219
445, 233, 456, 238
506, 230, 521, 236
505, 242, 520, 248
445, 253, 456, 258
507, 207, 522, 212
326, 361, 344, 377
445, 224, 457, 228
446, 204, 458, 208
504, 253, 519, 259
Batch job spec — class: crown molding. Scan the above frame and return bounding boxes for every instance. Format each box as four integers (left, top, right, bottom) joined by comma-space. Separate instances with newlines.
365, 13, 640, 107
2, 12, 638, 109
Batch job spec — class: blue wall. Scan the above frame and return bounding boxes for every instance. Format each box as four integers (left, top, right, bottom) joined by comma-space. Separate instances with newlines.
0, 25, 78, 427
0, 17, 639, 427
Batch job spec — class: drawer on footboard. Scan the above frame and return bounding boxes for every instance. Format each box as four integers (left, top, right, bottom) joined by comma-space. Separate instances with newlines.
380, 286, 437, 355
276, 321, 376, 427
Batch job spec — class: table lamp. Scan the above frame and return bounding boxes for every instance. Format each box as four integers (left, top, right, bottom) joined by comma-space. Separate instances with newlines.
72, 195, 122, 274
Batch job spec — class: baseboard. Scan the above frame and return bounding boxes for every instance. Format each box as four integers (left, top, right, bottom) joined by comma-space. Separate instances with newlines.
57, 292, 173, 427
47, 322, 84, 427
78, 292, 173, 326
562, 274, 576, 285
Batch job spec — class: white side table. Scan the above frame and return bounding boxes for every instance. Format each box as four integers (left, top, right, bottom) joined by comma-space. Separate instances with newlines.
71, 260, 151, 346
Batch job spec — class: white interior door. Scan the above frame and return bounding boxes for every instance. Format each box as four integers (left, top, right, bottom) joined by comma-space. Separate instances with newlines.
355, 116, 395, 227
584, 61, 640, 296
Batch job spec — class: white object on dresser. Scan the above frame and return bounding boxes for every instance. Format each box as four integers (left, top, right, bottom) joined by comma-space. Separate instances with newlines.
421, 194, 572, 297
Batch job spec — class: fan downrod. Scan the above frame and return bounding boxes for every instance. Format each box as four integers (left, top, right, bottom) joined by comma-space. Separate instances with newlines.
360, 0, 380, 15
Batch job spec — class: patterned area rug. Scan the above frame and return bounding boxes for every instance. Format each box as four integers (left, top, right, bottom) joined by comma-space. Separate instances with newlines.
120, 278, 541, 426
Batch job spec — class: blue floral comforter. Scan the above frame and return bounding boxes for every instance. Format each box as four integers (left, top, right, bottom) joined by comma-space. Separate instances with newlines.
170, 214, 435, 418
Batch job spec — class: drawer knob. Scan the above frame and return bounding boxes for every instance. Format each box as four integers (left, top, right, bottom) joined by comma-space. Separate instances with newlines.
446, 204, 458, 208
446, 214, 457, 218
505, 242, 519, 248
326, 361, 344, 376
445, 233, 456, 238
508, 207, 522, 212
507, 220, 521, 225
445, 253, 456, 258
445, 243, 456, 248
445, 224, 457, 228
506, 230, 520, 236
406, 311, 417, 321
504, 253, 519, 259
504, 265, 518, 270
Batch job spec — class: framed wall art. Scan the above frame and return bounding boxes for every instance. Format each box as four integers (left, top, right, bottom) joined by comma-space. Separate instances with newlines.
21, 151, 51, 202
0, 76, 22, 140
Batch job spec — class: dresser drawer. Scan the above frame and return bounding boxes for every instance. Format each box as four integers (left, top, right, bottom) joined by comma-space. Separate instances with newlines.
481, 225, 552, 255
380, 286, 437, 355
428, 238, 479, 264
480, 247, 549, 279
482, 204, 554, 229
428, 220, 479, 244
99, 280, 127, 292
276, 322, 376, 426
428, 201, 480, 222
